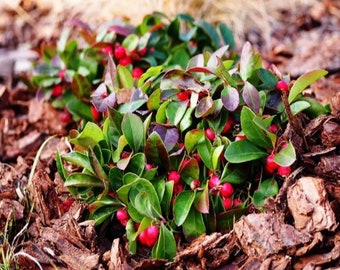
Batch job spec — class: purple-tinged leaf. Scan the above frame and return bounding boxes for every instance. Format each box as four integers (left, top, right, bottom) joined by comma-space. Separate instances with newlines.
240, 42, 254, 81
152, 124, 179, 152
179, 158, 200, 185
107, 23, 134, 36
207, 45, 229, 70
185, 66, 215, 75
242, 81, 260, 114
186, 54, 204, 69
194, 184, 209, 214
104, 54, 117, 89
160, 69, 207, 93
145, 132, 170, 172
195, 96, 215, 118
221, 86, 239, 112
91, 83, 116, 112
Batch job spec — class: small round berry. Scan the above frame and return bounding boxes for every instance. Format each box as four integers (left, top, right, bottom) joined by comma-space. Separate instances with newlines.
146, 225, 159, 247
145, 164, 154, 171
132, 67, 144, 79
173, 183, 184, 195
276, 80, 289, 92
269, 124, 279, 133
101, 46, 113, 55
220, 182, 234, 198
205, 128, 215, 141
190, 179, 201, 190
233, 198, 243, 207
208, 175, 220, 189
58, 70, 65, 80
59, 110, 71, 123
91, 106, 100, 122
222, 117, 234, 134
138, 47, 148, 56
265, 153, 280, 174
119, 56, 132, 66
60, 199, 74, 213
51, 85, 63, 97
235, 135, 246, 141
177, 91, 190, 101
114, 45, 126, 59
222, 197, 233, 210
277, 166, 291, 177
168, 171, 181, 184
116, 209, 129, 226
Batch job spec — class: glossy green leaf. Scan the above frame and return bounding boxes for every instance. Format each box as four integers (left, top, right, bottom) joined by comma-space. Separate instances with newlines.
117, 99, 147, 113
161, 181, 174, 218
56, 150, 68, 181
197, 137, 213, 170
89, 206, 116, 226
180, 158, 200, 185
156, 100, 169, 123
122, 113, 144, 152
207, 45, 229, 70
257, 68, 278, 88
212, 145, 224, 170
117, 65, 133, 89
174, 191, 196, 226
62, 152, 94, 174
166, 101, 187, 126
241, 107, 272, 149
195, 20, 219, 48
126, 219, 137, 254
182, 207, 206, 239
147, 88, 161, 110
152, 224, 176, 261
240, 42, 255, 81
112, 135, 128, 163
299, 96, 329, 118
70, 122, 104, 149
288, 69, 328, 104
253, 178, 278, 207
221, 163, 248, 184
122, 34, 139, 51
184, 129, 204, 153
64, 173, 104, 188
126, 153, 147, 176
219, 23, 235, 49
290, 100, 311, 115
225, 140, 267, 163
274, 142, 296, 167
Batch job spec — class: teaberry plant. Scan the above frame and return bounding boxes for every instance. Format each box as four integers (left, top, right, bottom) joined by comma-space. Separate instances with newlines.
56, 40, 329, 261
28, 12, 234, 125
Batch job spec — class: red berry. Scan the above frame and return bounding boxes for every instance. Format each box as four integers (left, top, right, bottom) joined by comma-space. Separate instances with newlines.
145, 164, 154, 171
222, 197, 233, 210
146, 225, 159, 247
277, 166, 291, 177
269, 124, 279, 133
276, 80, 289, 92
101, 46, 113, 55
265, 153, 279, 174
190, 179, 201, 190
59, 110, 71, 123
208, 175, 220, 188
220, 182, 234, 198
205, 128, 215, 141
114, 45, 126, 59
116, 208, 129, 226
173, 183, 184, 195
132, 67, 144, 79
51, 85, 63, 97
91, 106, 100, 121
58, 70, 65, 80
235, 135, 246, 141
138, 47, 148, 56
60, 199, 74, 212
138, 230, 148, 245
177, 91, 190, 101
168, 171, 180, 184
119, 56, 132, 66
233, 198, 243, 207
222, 117, 234, 134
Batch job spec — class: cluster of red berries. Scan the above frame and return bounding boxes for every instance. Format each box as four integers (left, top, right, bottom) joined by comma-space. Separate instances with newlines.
116, 208, 159, 247
208, 175, 242, 210
265, 152, 291, 177
168, 170, 184, 195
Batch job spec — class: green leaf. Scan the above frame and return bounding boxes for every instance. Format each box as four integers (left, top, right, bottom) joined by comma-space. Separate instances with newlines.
126, 219, 137, 254
195, 96, 215, 118
121, 113, 144, 152
65, 173, 104, 188
156, 100, 170, 123
253, 178, 278, 207
56, 150, 68, 181
218, 23, 235, 49
212, 145, 224, 170
122, 34, 139, 51
161, 181, 174, 219
145, 131, 170, 172
174, 191, 195, 226
70, 122, 104, 149
89, 206, 116, 226
225, 140, 267, 163
180, 106, 195, 131
166, 101, 188, 126
180, 158, 200, 185
288, 69, 328, 103
197, 137, 213, 170
290, 100, 311, 115
117, 65, 134, 89
241, 107, 272, 149
184, 129, 204, 153
257, 68, 278, 89
152, 224, 176, 261
126, 153, 146, 176
62, 152, 94, 174
118, 99, 147, 113
182, 207, 206, 239
242, 81, 260, 114
195, 20, 219, 49
274, 142, 296, 167
129, 178, 163, 219
221, 163, 248, 184
240, 42, 255, 81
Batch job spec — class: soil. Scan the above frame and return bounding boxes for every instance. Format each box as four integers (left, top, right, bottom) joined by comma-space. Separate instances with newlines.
0, 0, 340, 269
